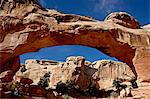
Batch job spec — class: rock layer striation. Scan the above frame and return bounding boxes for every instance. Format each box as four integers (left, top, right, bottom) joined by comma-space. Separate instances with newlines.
0, 0, 150, 82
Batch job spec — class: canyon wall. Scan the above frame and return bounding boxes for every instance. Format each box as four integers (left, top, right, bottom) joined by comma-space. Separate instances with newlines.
0, 0, 150, 82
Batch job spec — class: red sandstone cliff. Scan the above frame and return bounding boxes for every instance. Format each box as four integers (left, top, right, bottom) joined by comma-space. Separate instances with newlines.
0, 0, 150, 98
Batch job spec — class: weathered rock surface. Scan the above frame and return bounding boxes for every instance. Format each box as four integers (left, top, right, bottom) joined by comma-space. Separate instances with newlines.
91, 60, 135, 89
142, 24, 150, 32
104, 12, 140, 29
15, 56, 92, 90
14, 56, 135, 90
0, 0, 150, 87
133, 48, 150, 81
0, 57, 20, 82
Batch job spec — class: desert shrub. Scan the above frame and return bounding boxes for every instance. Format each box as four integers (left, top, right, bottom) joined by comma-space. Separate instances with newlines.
85, 83, 100, 97
38, 72, 51, 88
66, 80, 78, 90
130, 77, 138, 88
112, 79, 127, 96
56, 80, 81, 95
56, 81, 68, 95
20, 65, 27, 72
5, 83, 21, 97
113, 79, 125, 90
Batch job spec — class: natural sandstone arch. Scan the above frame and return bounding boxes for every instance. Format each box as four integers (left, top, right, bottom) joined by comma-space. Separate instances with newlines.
0, 0, 150, 81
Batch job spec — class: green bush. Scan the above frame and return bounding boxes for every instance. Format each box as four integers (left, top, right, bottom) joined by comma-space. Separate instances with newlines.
130, 77, 138, 88
5, 83, 21, 97
86, 83, 99, 97
56, 80, 81, 95
56, 81, 68, 95
38, 72, 51, 88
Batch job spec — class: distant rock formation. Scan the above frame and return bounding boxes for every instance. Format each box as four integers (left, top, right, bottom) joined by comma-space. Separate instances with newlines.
14, 56, 135, 90
91, 60, 135, 89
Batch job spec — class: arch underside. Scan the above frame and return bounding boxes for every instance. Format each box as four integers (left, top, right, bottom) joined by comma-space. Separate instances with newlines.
0, 16, 136, 76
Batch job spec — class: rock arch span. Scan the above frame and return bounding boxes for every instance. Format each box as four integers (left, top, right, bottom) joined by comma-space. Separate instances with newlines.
0, 0, 150, 81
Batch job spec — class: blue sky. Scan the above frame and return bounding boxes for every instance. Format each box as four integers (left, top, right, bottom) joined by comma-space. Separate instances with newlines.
20, 0, 150, 63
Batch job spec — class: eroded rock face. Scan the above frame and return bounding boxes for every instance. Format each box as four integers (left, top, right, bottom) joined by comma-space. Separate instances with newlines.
14, 56, 135, 90
0, 0, 150, 83
14, 56, 91, 90
91, 60, 135, 89
104, 12, 140, 29
133, 48, 150, 81
0, 57, 20, 82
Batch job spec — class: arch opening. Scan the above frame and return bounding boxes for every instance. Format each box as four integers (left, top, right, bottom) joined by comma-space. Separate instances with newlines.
20, 45, 118, 64
10, 44, 136, 98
